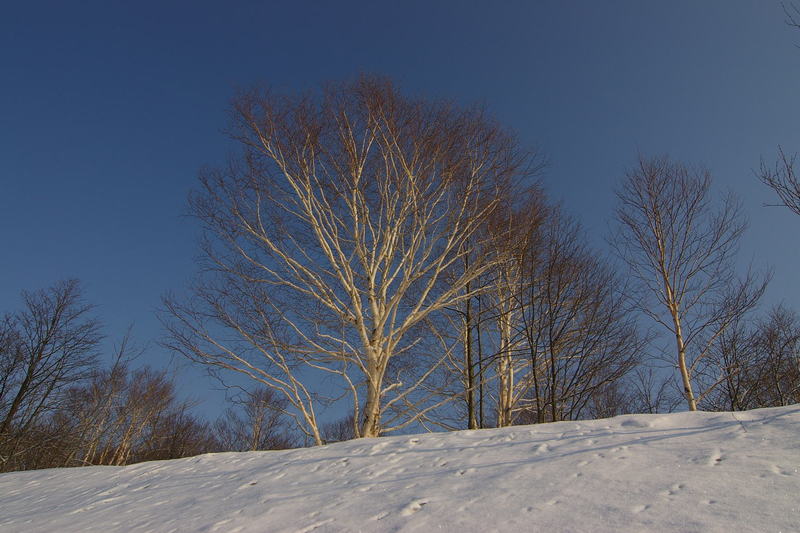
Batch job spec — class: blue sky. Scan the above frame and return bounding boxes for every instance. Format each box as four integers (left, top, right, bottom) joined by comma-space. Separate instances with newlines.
2, 1, 799, 417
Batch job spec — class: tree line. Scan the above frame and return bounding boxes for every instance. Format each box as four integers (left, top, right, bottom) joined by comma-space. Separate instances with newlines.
3, 75, 799, 473
0, 281, 294, 472
164, 77, 797, 444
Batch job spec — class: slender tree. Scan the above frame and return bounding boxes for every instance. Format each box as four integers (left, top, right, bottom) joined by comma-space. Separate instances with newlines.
612, 156, 769, 411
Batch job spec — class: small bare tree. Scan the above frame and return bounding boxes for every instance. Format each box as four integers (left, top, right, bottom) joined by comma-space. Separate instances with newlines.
164, 77, 530, 442
613, 156, 769, 411
136, 407, 217, 462
55, 362, 216, 466
214, 388, 294, 451
321, 414, 356, 443
699, 314, 759, 411
751, 305, 800, 406
705, 305, 800, 410
57, 344, 132, 467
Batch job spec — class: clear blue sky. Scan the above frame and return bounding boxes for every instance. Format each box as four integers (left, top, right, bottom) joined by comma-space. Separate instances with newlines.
2, 1, 799, 417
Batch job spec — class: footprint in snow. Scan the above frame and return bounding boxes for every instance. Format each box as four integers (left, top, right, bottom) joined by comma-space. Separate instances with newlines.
210, 518, 233, 530
400, 499, 429, 516
707, 449, 723, 466
298, 518, 335, 532
770, 464, 794, 476
387, 452, 403, 464
662, 483, 685, 497
369, 441, 390, 455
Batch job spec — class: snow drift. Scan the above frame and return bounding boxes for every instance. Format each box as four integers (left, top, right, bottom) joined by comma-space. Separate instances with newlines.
1, 405, 798, 532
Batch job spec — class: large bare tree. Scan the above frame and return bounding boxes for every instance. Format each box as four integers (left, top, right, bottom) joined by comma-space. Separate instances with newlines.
613, 156, 769, 411
164, 77, 530, 442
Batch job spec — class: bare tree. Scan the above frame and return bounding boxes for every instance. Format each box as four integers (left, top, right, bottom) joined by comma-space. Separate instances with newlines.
53, 361, 217, 467
214, 387, 294, 451
61, 365, 178, 466
625, 366, 680, 414
421, 266, 494, 432
437, 199, 536, 431
787, 0, 800, 28
751, 305, 800, 406
478, 195, 549, 428
434, 194, 641, 428
137, 406, 218, 462
321, 414, 356, 443
0, 280, 101, 471
514, 206, 642, 423
759, 148, 800, 216
758, 5, 800, 214
700, 314, 759, 411
56, 341, 133, 467
445, 247, 485, 430
489, 209, 528, 427
164, 77, 531, 443
613, 156, 769, 411
705, 305, 800, 410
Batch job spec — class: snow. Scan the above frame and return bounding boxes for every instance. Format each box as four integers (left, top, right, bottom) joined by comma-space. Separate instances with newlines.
1, 406, 798, 533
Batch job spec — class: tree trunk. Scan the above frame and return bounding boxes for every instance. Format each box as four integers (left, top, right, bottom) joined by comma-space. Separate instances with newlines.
361, 358, 383, 438
497, 306, 514, 427
549, 347, 558, 422
476, 294, 485, 429
464, 281, 477, 429
671, 307, 697, 411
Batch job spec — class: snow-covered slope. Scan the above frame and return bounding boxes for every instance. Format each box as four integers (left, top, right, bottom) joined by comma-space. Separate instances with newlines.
1, 406, 798, 533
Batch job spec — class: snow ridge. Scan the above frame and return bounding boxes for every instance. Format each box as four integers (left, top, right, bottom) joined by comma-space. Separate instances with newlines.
1, 405, 798, 532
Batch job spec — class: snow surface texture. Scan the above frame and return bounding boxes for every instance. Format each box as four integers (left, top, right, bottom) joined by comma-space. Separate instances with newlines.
1, 406, 798, 533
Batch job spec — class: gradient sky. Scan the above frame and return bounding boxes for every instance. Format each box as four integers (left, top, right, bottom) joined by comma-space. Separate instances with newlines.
3, 1, 800, 417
